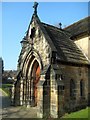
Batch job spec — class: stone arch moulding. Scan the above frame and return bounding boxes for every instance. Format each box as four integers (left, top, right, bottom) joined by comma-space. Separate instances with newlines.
19, 49, 43, 107
21, 49, 43, 77
27, 59, 41, 106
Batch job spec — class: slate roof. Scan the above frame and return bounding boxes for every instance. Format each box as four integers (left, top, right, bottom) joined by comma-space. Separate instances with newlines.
64, 16, 90, 38
42, 22, 89, 64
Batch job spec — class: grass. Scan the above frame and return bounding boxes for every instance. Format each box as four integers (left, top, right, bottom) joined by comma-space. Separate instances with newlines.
2, 84, 13, 88
0, 87, 8, 96
63, 107, 89, 118
1, 84, 13, 96
40, 107, 89, 120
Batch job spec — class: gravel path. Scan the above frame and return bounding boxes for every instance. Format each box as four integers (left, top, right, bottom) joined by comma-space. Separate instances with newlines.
0, 89, 37, 119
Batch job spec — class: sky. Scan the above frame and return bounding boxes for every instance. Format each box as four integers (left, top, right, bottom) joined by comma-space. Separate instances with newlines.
1, 2, 88, 70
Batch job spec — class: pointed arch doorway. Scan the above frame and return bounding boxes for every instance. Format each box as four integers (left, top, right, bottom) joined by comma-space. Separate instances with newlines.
31, 60, 40, 106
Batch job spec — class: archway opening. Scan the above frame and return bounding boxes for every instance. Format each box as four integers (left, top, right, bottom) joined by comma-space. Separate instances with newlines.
31, 60, 40, 106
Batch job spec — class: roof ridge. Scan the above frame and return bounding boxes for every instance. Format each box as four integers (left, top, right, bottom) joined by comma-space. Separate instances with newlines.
42, 22, 72, 38
42, 22, 62, 31
64, 16, 90, 30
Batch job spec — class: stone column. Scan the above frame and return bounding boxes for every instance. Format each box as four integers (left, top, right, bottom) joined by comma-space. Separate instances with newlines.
50, 85, 58, 118
37, 86, 43, 118
50, 72, 58, 118
57, 85, 65, 117
29, 77, 32, 106
50, 69, 65, 118
23, 78, 26, 105
30, 77, 34, 106
37, 75, 45, 118
11, 84, 15, 105
20, 78, 23, 105
28, 79, 31, 105
26, 79, 30, 108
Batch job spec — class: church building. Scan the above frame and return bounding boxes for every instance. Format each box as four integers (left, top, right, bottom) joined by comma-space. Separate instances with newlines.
12, 2, 90, 118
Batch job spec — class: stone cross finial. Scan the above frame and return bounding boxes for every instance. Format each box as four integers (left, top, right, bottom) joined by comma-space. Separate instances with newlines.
33, 2, 39, 15
59, 22, 62, 29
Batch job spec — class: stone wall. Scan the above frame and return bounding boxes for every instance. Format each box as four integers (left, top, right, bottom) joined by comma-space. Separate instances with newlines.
59, 64, 88, 113
30, 20, 51, 67
14, 59, 89, 118
49, 63, 88, 118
